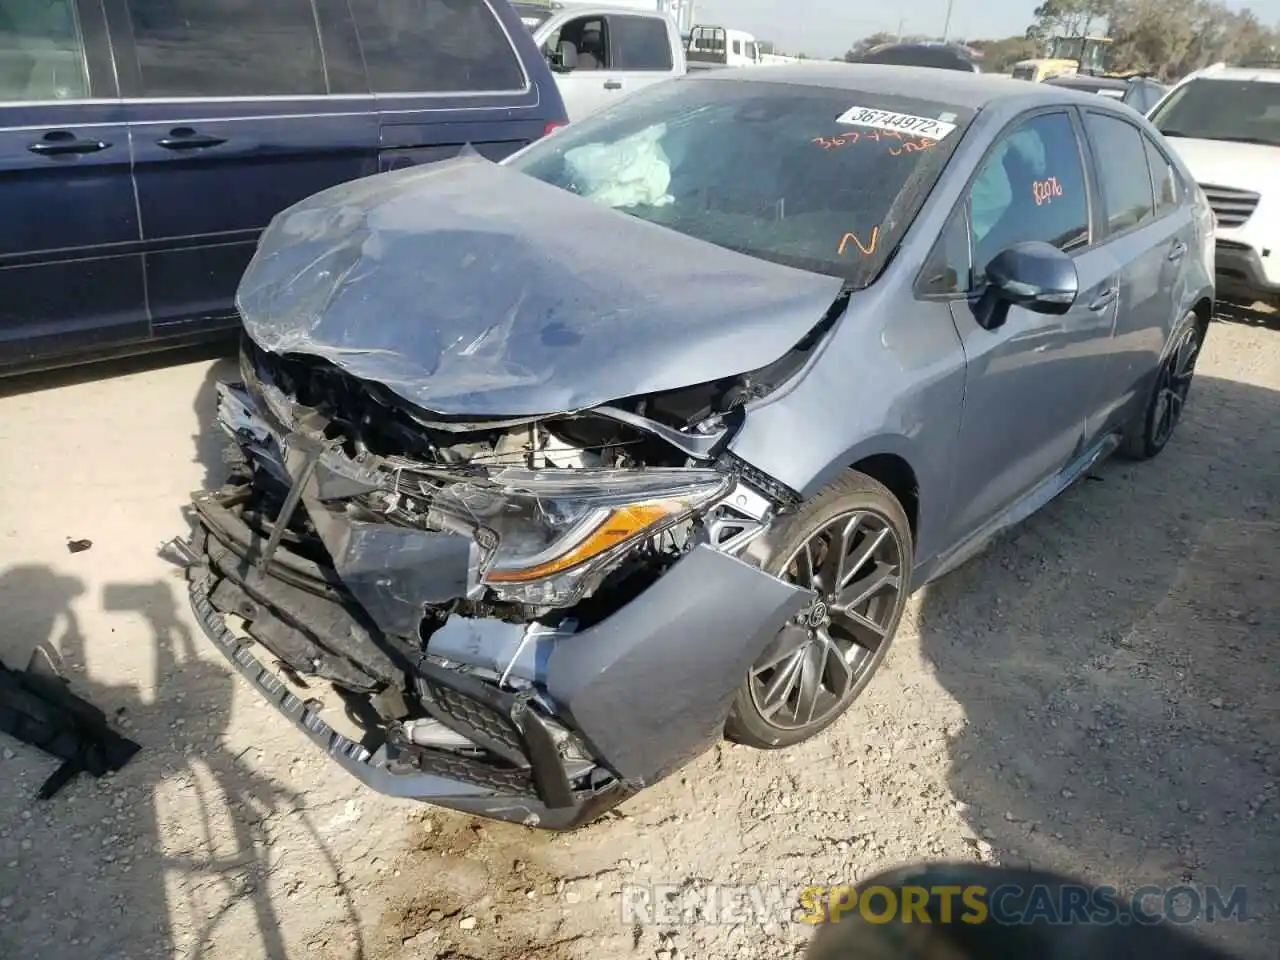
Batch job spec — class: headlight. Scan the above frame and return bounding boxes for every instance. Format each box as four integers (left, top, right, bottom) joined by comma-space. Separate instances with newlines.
428, 468, 733, 605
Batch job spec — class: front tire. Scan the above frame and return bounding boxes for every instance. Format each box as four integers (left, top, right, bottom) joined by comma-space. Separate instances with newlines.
1120, 310, 1202, 461
725, 470, 913, 750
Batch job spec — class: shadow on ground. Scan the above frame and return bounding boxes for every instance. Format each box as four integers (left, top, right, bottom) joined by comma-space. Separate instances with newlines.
916, 371, 1280, 960
0, 568, 364, 960
0, 340, 359, 960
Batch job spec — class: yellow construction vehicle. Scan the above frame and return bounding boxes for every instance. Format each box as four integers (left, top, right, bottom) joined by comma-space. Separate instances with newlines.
1010, 35, 1112, 82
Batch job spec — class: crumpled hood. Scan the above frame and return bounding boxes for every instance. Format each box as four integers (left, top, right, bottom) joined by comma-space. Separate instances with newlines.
1164, 136, 1280, 195
236, 154, 845, 417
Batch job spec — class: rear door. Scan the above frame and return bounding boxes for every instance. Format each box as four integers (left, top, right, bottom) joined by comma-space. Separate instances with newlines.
109, 0, 378, 332
346, 0, 552, 171
606, 13, 679, 102
1079, 109, 1187, 436
0, 0, 145, 368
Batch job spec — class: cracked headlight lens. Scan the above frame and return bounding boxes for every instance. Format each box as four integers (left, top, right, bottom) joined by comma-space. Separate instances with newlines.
431, 468, 732, 605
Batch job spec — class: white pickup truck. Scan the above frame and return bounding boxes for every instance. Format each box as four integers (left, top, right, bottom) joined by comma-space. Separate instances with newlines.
523, 4, 687, 122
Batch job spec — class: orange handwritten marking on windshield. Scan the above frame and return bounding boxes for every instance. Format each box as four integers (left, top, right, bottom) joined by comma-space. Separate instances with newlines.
837, 226, 880, 257
813, 132, 860, 149
889, 138, 937, 156
1032, 176, 1064, 205
815, 131, 934, 157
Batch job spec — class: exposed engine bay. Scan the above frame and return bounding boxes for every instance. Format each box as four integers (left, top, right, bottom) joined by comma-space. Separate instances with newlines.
175, 337, 810, 826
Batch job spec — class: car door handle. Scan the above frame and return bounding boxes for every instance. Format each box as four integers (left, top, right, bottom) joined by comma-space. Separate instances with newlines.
1167, 240, 1188, 261
603, 80, 622, 90
156, 128, 228, 151
1088, 287, 1119, 311
28, 132, 110, 156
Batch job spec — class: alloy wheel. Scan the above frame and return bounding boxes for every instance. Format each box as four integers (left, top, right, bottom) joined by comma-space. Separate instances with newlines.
1152, 325, 1200, 448
748, 510, 905, 730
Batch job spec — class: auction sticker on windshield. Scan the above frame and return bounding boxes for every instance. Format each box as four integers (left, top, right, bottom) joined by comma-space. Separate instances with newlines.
835, 106, 958, 140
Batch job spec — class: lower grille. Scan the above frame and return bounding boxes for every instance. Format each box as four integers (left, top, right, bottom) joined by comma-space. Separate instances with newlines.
1200, 183, 1260, 229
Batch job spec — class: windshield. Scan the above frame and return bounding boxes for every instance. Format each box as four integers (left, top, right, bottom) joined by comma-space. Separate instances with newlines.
505, 78, 973, 284
1151, 78, 1280, 146
1050, 37, 1083, 60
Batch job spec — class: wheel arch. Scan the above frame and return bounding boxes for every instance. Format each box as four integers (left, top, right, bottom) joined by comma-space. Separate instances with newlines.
797, 435, 930, 552
1190, 295, 1212, 342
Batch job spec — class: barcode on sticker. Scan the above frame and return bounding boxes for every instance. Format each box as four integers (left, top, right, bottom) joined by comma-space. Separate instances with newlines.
835, 106, 958, 140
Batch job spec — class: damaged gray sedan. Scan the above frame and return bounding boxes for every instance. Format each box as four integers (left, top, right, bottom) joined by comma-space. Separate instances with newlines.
175, 65, 1213, 828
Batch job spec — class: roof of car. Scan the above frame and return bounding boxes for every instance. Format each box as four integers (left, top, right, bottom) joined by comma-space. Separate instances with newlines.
1183, 64, 1280, 84
688, 62, 1106, 111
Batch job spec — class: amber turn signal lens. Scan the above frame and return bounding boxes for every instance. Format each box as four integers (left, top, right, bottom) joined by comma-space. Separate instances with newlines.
485, 500, 681, 583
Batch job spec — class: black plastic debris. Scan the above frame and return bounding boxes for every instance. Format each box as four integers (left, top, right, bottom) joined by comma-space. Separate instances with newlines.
0, 649, 141, 799
66, 539, 93, 554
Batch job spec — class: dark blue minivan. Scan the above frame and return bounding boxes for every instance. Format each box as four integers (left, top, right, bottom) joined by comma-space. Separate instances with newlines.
0, 0, 567, 374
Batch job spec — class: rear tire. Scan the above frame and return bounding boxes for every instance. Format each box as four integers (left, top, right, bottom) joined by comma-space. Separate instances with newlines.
724, 470, 912, 750
1119, 310, 1202, 461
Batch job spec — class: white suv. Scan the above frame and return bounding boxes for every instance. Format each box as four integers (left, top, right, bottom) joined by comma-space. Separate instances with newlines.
1148, 62, 1280, 308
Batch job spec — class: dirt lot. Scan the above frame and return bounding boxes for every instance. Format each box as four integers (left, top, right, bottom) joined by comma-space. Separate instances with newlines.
1, 313, 1277, 960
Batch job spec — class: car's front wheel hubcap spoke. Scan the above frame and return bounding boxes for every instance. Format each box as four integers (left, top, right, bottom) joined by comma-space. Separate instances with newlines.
749, 508, 905, 731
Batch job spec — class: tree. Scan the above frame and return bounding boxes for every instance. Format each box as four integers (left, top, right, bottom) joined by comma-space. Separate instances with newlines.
1027, 0, 1116, 41
1078, 0, 1280, 79
969, 35, 1041, 71
844, 31, 896, 61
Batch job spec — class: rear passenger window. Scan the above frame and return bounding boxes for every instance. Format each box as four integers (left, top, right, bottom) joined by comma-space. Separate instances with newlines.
610, 15, 673, 71
0, 0, 89, 101
348, 0, 525, 93
1143, 135, 1179, 216
1084, 112, 1156, 233
968, 112, 1090, 281
124, 0, 326, 98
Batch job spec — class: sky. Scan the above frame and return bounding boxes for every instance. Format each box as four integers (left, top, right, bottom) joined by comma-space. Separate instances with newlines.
690, 0, 1280, 59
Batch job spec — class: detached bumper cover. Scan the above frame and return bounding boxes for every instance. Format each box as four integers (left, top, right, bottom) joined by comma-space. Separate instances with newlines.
186, 562, 623, 828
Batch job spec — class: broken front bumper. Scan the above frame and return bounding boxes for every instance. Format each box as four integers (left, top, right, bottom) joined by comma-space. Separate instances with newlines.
179, 382, 810, 829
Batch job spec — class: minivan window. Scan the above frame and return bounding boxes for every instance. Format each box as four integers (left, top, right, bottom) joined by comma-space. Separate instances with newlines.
348, 0, 525, 93
0, 0, 89, 101
124, 0, 326, 98
611, 15, 673, 71
507, 79, 975, 286
1150, 77, 1280, 147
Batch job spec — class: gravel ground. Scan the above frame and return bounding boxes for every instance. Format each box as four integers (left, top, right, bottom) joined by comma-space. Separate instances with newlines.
1, 312, 1277, 960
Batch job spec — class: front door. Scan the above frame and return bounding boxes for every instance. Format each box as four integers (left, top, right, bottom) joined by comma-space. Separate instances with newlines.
110, 0, 377, 332
0, 0, 145, 367
945, 109, 1121, 545
544, 14, 619, 122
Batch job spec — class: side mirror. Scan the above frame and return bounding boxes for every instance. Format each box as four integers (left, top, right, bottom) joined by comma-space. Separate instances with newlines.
974, 240, 1079, 330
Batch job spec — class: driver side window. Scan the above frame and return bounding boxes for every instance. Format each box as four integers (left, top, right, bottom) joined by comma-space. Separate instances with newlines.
968, 111, 1090, 284
546, 16, 608, 71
